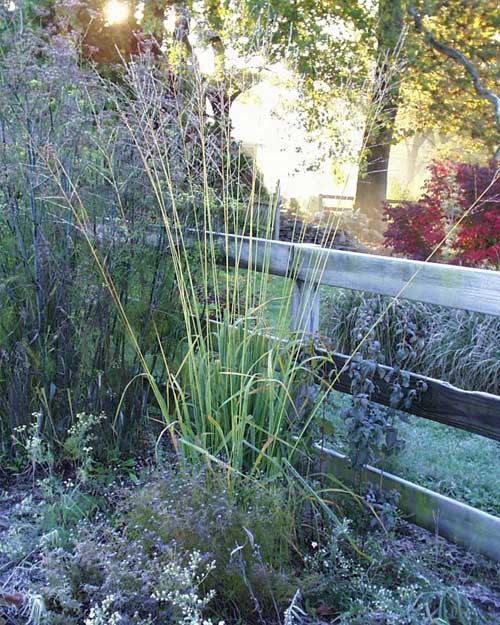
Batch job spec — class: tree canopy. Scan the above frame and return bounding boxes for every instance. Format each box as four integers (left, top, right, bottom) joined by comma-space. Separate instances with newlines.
17, 1, 497, 152
8, 0, 497, 224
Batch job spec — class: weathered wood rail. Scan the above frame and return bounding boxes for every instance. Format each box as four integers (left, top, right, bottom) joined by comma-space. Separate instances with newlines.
317, 348, 500, 441
205, 231, 500, 440
210, 232, 500, 316
316, 445, 500, 563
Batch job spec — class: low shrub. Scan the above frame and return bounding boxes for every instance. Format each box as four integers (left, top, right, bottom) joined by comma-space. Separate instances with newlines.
11, 467, 297, 625
123, 467, 297, 623
42, 533, 222, 625
383, 160, 500, 268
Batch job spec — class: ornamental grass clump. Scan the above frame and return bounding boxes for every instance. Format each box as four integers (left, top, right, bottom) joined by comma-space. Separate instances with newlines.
0, 26, 187, 459
43, 48, 344, 487
321, 289, 499, 394
1, 8, 407, 491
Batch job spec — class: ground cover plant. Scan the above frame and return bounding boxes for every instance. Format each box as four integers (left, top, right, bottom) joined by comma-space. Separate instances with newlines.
2, 462, 500, 624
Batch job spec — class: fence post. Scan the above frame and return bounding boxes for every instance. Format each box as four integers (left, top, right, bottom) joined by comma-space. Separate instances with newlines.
290, 278, 320, 337
290, 278, 320, 421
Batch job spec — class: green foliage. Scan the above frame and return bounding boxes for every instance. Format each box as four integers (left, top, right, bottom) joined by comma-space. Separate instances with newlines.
321, 289, 500, 394
173, 320, 314, 477
9, 409, 137, 487
321, 393, 500, 516
125, 467, 297, 622
0, 24, 235, 460
402, 0, 498, 150
41, 529, 221, 625
296, 512, 490, 625
246, 0, 498, 157
363, 486, 400, 533
336, 293, 427, 467
0, 11, 497, 625
246, 0, 372, 84
0, 479, 98, 568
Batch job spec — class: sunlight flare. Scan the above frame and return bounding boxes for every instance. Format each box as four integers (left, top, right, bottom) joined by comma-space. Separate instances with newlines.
104, 0, 129, 25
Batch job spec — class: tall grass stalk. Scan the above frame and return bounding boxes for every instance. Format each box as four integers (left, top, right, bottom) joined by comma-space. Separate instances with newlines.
46, 38, 482, 482
42, 58, 312, 483
0, 27, 193, 455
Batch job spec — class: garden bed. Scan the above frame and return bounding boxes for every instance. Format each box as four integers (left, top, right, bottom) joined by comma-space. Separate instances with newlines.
1, 459, 500, 625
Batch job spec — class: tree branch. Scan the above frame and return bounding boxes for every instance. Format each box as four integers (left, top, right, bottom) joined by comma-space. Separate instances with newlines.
408, 4, 500, 159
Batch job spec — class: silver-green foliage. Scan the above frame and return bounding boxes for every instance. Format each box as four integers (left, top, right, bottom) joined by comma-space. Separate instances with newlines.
321, 289, 499, 394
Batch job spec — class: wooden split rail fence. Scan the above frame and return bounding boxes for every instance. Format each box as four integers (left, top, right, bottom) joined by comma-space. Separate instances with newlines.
209, 231, 500, 440
104, 223, 499, 558
205, 231, 500, 560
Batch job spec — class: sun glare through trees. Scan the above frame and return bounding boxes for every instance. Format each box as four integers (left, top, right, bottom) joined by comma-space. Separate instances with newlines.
103, 0, 129, 25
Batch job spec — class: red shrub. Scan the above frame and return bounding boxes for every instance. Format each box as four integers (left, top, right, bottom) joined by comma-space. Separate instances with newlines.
453, 162, 500, 266
383, 160, 500, 268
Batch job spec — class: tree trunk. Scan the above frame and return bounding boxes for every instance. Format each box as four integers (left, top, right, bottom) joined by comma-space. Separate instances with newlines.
405, 132, 427, 187
355, 121, 394, 233
354, 0, 404, 237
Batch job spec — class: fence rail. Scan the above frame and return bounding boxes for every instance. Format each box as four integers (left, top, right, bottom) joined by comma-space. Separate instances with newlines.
109, 225, 500, 557
315, 444, 500, 562
182, 228, 500, 558
211, 232, 500, 316
318, 348, 500, 441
